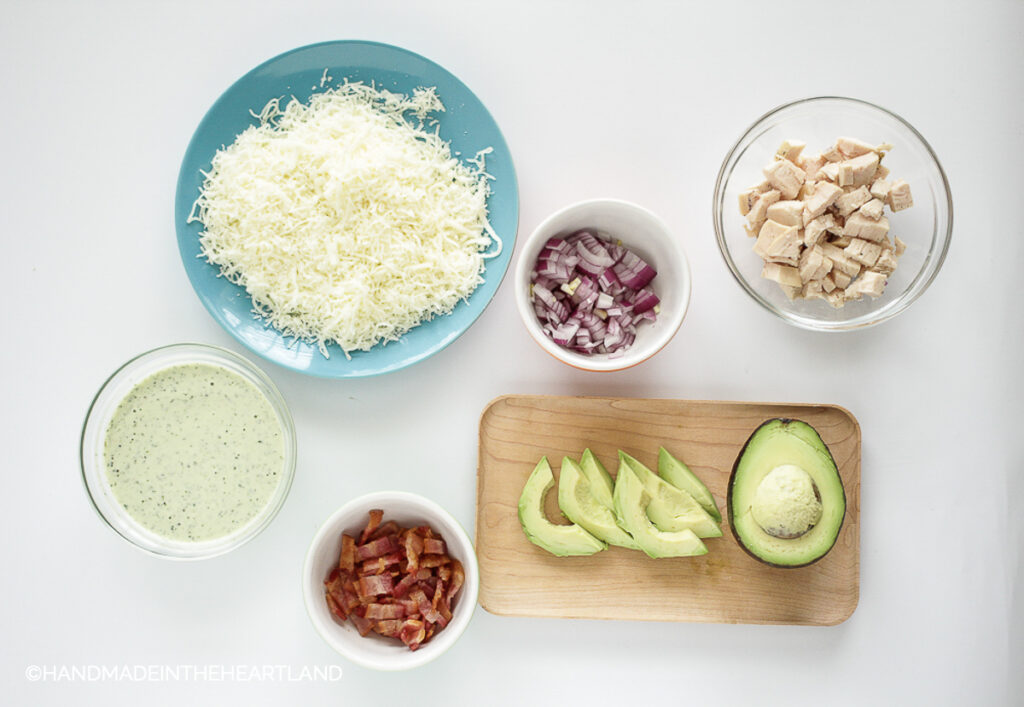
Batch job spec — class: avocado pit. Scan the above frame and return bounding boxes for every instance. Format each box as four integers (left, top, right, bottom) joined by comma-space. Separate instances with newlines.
750, 464, 823, 539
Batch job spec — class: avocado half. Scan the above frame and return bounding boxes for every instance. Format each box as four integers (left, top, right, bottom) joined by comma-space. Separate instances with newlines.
728, 418, 846, 568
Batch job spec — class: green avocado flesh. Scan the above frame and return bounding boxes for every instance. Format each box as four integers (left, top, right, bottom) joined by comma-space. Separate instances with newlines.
518, 457, 606, 556
657, 447, 722, 523
613, 463, 707, 559
558, 457, 639, 549
579, 449, 615, 510
619, 452, 722, 539
728, 419, 846, 568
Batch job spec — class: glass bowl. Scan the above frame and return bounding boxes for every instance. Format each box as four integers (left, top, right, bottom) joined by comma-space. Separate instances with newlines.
713, 96, 952, 331
80, 343, 297, 559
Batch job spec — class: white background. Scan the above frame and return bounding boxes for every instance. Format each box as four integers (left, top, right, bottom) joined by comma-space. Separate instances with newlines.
3, 1, 1021, 704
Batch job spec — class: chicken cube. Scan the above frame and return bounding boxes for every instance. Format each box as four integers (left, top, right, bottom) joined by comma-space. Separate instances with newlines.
820, 243, 862, 277
859, 198, 886, 221
823, 144, 845, 162
875, 164, 891, 180
754, 220, 802, 266
746, 189, 782, 229
799, 245, 834, 282
869, 178, 892, 201
766, 200, 804, 227
832, 269, 853, 288
803, 181, 844, 224
836, 136, 876, 158
837, 152, 880, 187
762, 262, 803, 288
776, 139, 807, 163
816, 162, 841, 182
800, 153, 825, 179
847, 271, 887, 298
873, 248, 899, 274
821, 273, 837, 293
802, 280, 825, 300
824, 289, 846, 308
803, 213, 835, 247
836, 186, 872, 218
843, 212, 891, 242
894, 236, 908, 257
844, 238, 883, 267
888, 179, 913, 211
763, 159, 807, 200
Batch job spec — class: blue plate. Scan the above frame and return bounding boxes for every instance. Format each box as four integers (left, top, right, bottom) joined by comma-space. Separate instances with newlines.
175, 41, 518, 378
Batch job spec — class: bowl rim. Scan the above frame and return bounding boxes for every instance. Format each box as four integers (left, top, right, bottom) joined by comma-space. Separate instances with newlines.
302, 491, 480, 671
712, 95, 953, 331
514, 197, 691, 370
79, 342, 297, 560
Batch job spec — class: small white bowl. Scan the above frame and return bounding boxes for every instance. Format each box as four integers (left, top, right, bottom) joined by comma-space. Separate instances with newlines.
514, 198, 691, 371
302, 492, 479, 671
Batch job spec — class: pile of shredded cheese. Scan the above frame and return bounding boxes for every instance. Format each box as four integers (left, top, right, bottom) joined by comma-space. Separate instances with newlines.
189, 81, 499, 358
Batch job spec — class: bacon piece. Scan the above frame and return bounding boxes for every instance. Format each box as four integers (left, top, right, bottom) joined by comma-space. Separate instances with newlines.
325, 592, 346, 621
364, 603, 406, 620
373, 619, 404, 636
360, 509, 384, 544
423, 538, 446, 555
368, 520, 400, 541
349, 613, 374, 637
339, 534, 356, 573
356, 534, 400, 562
419, 554, 450, 569
391, 571, 418, 599
447, 560, 465, 603
399, 619, 426, 650
403, 530, 424, 571
357, 573, 393, 599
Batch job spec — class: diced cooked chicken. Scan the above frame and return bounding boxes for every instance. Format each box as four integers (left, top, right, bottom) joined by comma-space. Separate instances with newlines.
820, 243, 862, 277
837, 152, 880, 187
754, 220, 802, 266
738, 136, 912, 307
762, 262, 803, 289
802, 181, 844, 224
799, 244, 833, 282
869, 178, 892, 201
763, 159, 806, 200
836, 136, 876, 158
832, 269, 853, 289
859, 198, 885, 221
823, 144, 845, 162
888, 179, 913, 211
776, 139, 807, 163
873, 248, 899, 274
800, 153, 825, 180
803, 213, 835, 247
802, 280, 824, 300
835, 186, 872, 218
843, 238, 883, 267
843, 212, 890, 242
766, 200, 804, 227
847, 270, 887, 298
746, 189, 781, 229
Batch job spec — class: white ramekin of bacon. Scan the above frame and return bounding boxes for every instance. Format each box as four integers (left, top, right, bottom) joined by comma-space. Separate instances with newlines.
515, 198, 691, 371
303, 492, 479, 670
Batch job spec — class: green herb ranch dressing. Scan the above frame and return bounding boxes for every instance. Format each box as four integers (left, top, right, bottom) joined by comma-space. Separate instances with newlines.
103, 363, 285, 542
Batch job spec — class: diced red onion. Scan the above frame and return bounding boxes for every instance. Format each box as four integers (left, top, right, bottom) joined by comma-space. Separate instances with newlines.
529, 230, 661, 356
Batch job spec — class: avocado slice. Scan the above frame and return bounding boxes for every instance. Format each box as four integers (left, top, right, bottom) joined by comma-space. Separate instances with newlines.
518, 457, 606, 556
612, 462, 707, 559
728, 418, 846, 568
558, 457, 639, 550
579, 449, 615, 510
619, 452, 722, 539
657, 447, 722, 523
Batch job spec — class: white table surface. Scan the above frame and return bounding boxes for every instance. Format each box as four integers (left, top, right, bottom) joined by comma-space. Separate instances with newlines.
3, 1, 1021, 704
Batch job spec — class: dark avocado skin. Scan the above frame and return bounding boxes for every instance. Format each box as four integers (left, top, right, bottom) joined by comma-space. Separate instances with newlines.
727, 418, 846, 569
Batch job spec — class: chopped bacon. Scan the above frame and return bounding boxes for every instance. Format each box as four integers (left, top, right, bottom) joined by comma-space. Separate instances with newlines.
356, 534, 400, 561
423, 538, 446, 555
339, 534, 356, 573
323, 511, 465, 652
360, 509, 384, 544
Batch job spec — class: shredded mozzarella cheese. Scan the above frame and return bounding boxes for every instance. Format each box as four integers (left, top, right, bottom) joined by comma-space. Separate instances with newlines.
189, 81, 498, 358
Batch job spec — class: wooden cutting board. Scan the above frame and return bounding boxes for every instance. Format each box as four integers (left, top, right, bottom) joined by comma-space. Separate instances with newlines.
475, 395, 860, 625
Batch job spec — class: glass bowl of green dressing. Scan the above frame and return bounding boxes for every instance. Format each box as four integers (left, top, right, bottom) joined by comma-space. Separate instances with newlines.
80, 343, 297, 559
